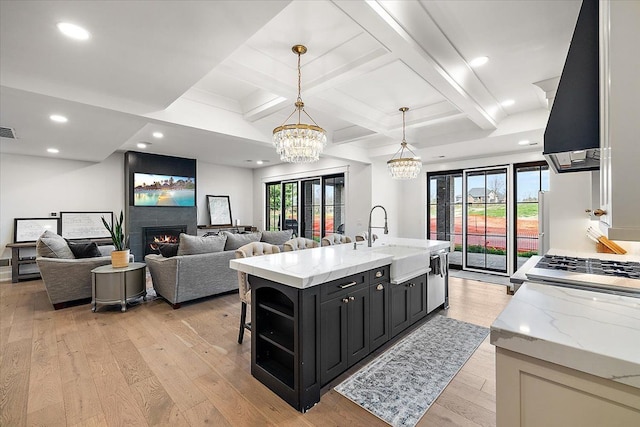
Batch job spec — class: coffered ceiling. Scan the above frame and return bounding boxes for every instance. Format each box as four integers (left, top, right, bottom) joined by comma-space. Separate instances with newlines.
0, 0, 581, 168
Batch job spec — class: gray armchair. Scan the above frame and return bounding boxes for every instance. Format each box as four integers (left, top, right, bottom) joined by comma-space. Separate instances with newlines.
35, 230, 118, 309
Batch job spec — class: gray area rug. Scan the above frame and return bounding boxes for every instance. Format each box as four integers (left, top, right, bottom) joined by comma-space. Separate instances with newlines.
334, 315, 489, 427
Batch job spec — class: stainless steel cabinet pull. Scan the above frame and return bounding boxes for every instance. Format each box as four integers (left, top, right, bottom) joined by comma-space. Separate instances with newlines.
349, 296, 355, 301
375, 271, 383, 278
342, 298, 349, 303
376, 284, 384, 291
339, 281, 357, 289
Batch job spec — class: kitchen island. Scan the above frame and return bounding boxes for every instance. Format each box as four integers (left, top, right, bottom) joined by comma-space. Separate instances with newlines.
491, 282, 640, 426
230, 238, 449, 412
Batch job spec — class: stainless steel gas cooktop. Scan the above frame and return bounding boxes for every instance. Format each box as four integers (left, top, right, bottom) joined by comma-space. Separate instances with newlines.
526, 255, 640, 297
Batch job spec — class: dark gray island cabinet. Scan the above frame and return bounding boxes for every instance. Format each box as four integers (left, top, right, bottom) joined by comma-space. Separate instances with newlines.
250, 264, 432, 412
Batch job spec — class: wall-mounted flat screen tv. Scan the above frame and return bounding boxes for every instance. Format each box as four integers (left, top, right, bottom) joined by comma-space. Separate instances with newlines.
133, 173, 195, 206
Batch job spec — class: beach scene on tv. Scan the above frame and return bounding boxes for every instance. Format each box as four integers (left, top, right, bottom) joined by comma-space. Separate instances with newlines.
133, 173, 195, 206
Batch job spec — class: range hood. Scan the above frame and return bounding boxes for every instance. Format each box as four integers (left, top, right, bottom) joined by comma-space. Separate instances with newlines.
544, 0, 599, 173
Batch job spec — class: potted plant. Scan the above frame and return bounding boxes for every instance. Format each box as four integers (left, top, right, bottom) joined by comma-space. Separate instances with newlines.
102, 210, 130, 268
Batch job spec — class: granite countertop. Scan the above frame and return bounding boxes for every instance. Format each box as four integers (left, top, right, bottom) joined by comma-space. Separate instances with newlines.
229, 238, 450, 289
491, 282, 640, 388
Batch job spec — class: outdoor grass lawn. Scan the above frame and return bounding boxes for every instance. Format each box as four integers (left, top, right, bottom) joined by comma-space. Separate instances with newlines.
430, 203, 539, 218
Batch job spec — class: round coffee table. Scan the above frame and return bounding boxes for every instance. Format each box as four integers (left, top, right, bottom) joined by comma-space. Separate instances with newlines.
91, 262, 147, 312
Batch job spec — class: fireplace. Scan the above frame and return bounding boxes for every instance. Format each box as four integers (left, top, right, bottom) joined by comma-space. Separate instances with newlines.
142, 225, 187, 256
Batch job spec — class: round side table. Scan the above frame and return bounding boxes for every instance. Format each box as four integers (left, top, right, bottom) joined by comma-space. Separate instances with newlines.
91, 262, 147, 312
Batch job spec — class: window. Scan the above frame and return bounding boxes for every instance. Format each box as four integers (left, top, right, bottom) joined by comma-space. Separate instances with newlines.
428, 171, 463, 267
324, 175, 345, 235
266, 173, 345, 240
514, 162, 550, 269
265, 183, 281, 231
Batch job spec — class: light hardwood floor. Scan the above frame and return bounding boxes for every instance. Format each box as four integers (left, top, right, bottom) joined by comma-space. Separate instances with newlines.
1, 275, 511, 426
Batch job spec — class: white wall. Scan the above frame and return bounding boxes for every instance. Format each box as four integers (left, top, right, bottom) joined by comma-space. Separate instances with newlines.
0, 152, 256, 281
0, 152, 125, 280
251, 158, 372, 237
196, 161, 254, 227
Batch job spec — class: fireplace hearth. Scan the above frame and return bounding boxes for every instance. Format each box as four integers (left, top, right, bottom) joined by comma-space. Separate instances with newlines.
143, 225, 187, 256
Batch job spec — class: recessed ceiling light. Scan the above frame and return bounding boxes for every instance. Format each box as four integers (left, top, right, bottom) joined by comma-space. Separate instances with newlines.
57, 22, 90, 40
152, 132, 163, 138
572, 150, 585, 154
256, 160, 264, 165
469, 56, 489, 67
47, 148, 59, 154
50, 114, 68, 123
518, 140, 530, 145
137, 142, 148, 149
501, 99, 515, 107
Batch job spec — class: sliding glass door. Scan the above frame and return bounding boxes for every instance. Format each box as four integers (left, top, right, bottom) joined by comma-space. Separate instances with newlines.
428, 172, 463, 267
302, 178, 321, 242
266, 173, 345, 240
514, 163, 550, 269
464, 168, 508, 273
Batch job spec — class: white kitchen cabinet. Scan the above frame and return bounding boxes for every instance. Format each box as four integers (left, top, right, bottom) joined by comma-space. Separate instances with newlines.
496, 348, 640, 427
598, 0, 640, 241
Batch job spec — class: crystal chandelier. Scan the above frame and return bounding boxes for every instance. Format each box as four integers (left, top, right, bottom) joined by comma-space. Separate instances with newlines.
273, 45, 326, 163
387, 107, 422, 179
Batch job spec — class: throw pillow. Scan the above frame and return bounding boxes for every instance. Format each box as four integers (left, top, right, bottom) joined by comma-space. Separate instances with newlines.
157, 243, 179, 258
222, 231, 262, 251
260, 229, 294, 246
36, 230, 75, 259
66, 240, 102, 258
177, 233, 227, 256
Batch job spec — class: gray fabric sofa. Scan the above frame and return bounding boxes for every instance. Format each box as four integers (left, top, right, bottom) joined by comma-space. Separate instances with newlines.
145, 230, 293, 309
35, 230, 120, 309
145, 251, 237, 309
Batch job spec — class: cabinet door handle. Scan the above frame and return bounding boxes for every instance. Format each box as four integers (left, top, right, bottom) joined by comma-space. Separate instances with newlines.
375, 271, 383, 278
339, 281, 357, 289
349, 296, 355, 301
376, 284, 384, 291
342, 298, 349, 304
408, 283, 415, 288
593, 208, 607, 217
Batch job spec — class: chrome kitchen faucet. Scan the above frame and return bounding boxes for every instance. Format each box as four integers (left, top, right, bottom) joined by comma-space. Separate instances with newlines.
368, 205, 389, 247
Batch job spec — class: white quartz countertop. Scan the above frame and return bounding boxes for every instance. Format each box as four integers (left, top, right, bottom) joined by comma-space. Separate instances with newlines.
491, 282, 640, 388
229, 238, 450, 289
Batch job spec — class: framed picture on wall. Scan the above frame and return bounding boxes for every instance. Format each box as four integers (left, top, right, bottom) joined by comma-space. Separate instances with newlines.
14, 218, 60, 243
60, 211, 113, 240
206, 195, 233, 227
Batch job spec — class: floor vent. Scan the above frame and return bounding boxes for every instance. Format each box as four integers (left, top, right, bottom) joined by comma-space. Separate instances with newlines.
0, 127, 17, 139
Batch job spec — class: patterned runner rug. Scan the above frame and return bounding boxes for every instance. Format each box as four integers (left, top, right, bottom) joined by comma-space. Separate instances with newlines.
334, 315, 489, 427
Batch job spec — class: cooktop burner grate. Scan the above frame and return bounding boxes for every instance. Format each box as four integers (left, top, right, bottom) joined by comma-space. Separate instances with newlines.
534, 255, 640, 279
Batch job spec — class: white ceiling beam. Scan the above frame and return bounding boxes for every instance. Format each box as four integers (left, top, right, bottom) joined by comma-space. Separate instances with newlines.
334, 0, 504, 131
241, 90, 287, 123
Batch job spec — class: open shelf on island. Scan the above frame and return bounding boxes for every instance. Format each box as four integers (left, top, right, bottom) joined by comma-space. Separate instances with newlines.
258, 300, 294, 320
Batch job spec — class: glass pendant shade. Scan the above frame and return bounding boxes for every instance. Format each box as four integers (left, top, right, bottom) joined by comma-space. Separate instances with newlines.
273, 45, 326, 163
387, 107, 422, 179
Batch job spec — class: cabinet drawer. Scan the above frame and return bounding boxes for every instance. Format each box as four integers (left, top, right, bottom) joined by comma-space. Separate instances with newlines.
320, 272, 368, 302
369, 265, 389, 284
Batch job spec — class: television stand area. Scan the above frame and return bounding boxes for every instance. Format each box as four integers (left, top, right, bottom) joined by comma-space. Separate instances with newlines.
7, 238, 112, 283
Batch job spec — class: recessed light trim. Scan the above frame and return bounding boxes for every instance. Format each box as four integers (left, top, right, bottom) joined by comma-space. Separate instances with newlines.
137, 142, 148, 149
501, 99, 515, 107
256, 160, 264, 165
469, 56, 489, 67
47, 148, 59, 154
57, 22, 90, 40
152, 132, 163, 139
518, 140, 530, 146
50, 114, 68, 123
